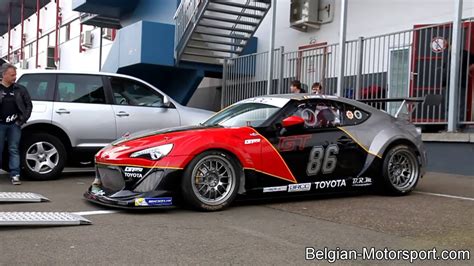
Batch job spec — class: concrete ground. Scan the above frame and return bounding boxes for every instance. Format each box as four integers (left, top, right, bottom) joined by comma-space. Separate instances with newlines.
0, 170, 472, 265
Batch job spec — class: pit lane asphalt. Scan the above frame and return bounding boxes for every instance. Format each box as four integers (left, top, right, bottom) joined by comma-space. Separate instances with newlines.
0, 170, 472, 265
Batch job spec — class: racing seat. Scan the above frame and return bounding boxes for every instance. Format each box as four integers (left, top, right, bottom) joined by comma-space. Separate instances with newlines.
316, 108, 335, 127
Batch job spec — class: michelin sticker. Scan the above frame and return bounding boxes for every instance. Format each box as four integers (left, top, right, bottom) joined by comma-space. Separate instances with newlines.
263, 186, 287, 193
135, 197, 173, 207
288, 183, 311, 192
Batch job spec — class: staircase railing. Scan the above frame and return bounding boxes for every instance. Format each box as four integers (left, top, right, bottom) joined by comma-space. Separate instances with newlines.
229, 0, 269, 41
174, 0, 210, 61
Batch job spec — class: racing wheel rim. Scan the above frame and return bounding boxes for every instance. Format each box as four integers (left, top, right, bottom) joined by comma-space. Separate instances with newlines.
387, 149, 419, 191
191, 155, 236, 206
25, 141, 59, 174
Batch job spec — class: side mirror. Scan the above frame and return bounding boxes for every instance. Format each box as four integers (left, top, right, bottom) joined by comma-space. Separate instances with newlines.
163, 96, 171, 107
282, 116, 305, 128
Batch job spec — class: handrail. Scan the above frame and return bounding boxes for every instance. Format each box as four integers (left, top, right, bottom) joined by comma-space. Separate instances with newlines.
229, 0, 269, 52
174, 0, 209, 60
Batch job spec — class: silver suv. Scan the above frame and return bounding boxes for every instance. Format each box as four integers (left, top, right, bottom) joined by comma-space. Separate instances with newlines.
14, 70, 213, 180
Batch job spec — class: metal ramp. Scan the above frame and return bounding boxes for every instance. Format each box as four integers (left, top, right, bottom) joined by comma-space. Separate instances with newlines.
0, 192, 49, 203
174, 0, 272, 64
0, 212, 92, 226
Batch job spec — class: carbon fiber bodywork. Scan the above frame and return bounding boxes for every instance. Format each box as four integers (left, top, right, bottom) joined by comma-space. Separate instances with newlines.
84, 164, 182, 208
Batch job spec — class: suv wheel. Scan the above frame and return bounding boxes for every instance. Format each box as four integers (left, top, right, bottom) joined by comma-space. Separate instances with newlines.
21, 133, 67, 180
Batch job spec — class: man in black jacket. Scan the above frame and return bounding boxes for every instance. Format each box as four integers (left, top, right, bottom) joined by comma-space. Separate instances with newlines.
0, 63, 32, 185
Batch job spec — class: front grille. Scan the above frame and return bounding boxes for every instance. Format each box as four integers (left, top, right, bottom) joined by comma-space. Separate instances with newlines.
133, 171, 164, 193
97, 166, 125, 192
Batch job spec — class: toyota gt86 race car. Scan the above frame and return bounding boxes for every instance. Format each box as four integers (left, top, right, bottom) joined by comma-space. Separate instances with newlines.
85, 94, 427, 211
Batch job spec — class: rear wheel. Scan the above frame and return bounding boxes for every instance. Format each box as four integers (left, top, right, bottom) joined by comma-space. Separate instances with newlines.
21, 133, 67, 180
181, 151, 240, 211
381, 145, 420, 195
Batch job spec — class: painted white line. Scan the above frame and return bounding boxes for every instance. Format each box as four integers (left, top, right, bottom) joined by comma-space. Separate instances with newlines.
72, 210, 118, 216
414, 191, 474, 202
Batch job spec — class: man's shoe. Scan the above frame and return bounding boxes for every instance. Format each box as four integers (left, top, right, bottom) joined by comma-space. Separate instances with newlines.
11, 175, 21, 185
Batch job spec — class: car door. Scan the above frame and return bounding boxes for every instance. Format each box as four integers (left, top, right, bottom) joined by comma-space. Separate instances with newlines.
106, 76, 181, 138
52, 74, 117, 147
263, 99, 367, 185
17, 73, 56, 123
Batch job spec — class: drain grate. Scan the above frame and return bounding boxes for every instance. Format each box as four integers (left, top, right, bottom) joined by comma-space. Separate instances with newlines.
0, 192, 49, 202
0, 212, 92, 226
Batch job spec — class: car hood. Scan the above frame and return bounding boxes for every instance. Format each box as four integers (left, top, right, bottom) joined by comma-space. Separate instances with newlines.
112, 124, 220, 146
97, 124, 244, 160
177, 106, 215, 125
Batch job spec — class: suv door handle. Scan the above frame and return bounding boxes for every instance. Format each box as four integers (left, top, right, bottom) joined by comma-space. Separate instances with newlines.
116, 111, 130, 117
55, 108, 70, 114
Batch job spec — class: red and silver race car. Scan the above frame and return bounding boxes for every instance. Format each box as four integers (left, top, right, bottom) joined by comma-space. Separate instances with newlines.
85, 94, 426, 211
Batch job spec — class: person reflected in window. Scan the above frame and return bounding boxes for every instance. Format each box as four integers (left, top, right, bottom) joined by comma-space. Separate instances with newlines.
290, 80, 306, 93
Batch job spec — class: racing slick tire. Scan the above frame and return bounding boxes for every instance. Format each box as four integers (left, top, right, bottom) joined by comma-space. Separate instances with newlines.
181, 150, 241, 211
21, 133, 67, 180
381, 145, 420, 195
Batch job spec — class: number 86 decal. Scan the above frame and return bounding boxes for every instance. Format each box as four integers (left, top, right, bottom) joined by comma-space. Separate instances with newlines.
306, 144, 339, 176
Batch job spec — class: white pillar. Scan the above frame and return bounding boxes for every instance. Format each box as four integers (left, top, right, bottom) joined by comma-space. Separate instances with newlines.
336, 0, 348, 97
447, 0, 463, 132
266, 0, 277, 95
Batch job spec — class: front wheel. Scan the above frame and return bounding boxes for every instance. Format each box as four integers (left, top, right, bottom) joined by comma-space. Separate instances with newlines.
181, 151, 240, 211
21, 133, 67, 180
381, 145, 420, 195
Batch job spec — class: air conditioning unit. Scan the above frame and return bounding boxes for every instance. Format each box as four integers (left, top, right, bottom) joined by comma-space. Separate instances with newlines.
46, 46, 56, 69
102, 28, 113, 40
81, 30, 93, 48
290, 0, 321, 32
19, 59, 28, 69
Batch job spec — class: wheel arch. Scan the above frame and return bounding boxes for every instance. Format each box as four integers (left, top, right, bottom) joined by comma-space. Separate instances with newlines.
380, 138, 420, 160
22, 123, 72, 152
183, 147, 247, 194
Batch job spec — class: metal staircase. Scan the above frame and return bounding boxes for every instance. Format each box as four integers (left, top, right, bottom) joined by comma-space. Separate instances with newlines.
174, 0, 271, 65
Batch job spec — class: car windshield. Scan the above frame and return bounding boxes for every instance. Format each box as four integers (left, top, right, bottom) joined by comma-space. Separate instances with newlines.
203, 102, 282, 127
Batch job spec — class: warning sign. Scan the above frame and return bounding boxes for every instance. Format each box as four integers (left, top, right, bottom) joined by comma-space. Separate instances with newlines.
431, 37, 448, 53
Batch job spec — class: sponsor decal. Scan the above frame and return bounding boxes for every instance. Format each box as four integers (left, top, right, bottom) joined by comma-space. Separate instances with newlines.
278, 135, 312, 152
352, 177, 372, 187
244, 138, 261, 145
288, 183, 311, 192
354, 110, 362, 120
314, 179, 346, 189
263, 186, 287, 193
346, 111, 354, 120
135, 197, 173, 207
124, 167, 144, 179
124, 167, 143, 172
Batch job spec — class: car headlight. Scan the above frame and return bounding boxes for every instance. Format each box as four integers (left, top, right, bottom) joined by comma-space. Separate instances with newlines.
130, 144, 173, 160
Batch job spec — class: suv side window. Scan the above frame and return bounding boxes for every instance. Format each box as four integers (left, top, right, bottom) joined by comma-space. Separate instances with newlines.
55, 74, 106, 104
108, 77, 166, 107
17, 74, 55, 101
